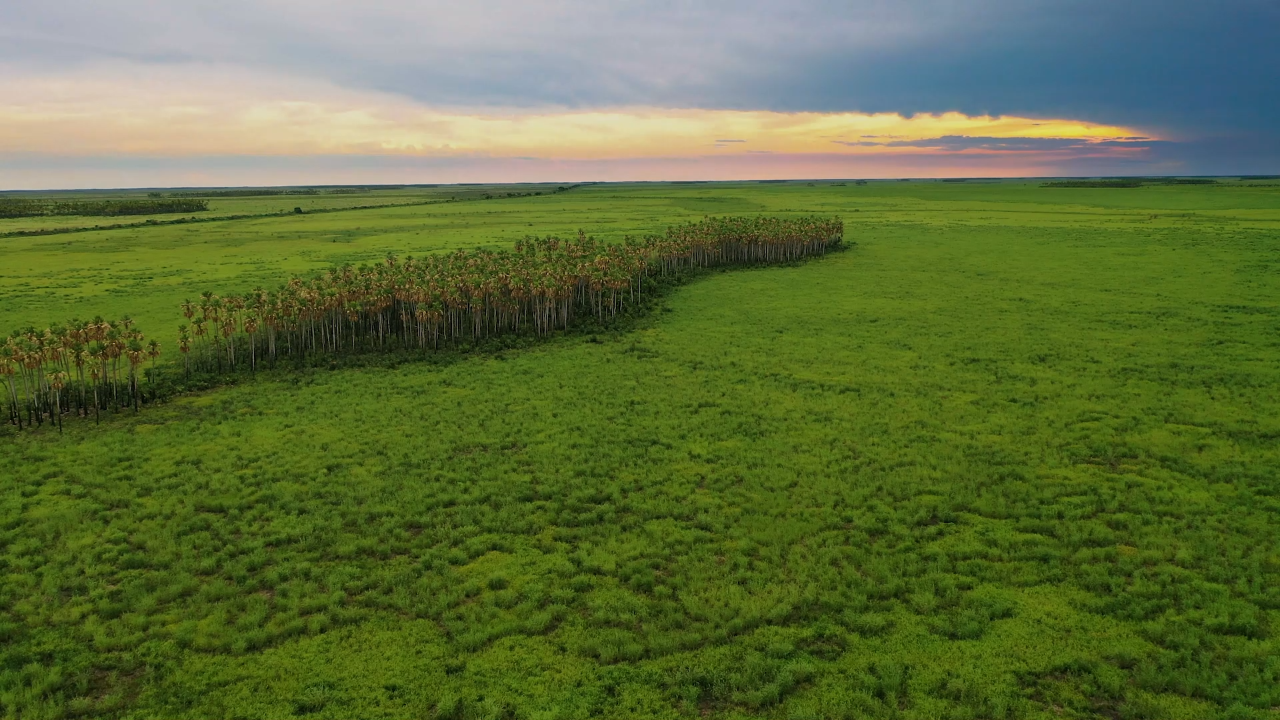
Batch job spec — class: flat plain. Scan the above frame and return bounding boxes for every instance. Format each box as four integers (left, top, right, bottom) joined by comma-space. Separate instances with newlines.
2, 180, 1279, 719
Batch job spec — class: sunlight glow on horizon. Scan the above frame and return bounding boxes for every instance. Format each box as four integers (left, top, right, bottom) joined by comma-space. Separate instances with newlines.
0, 63, 1152, 163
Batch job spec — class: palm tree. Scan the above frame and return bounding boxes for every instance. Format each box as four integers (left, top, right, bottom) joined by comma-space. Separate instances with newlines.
146, 340, 161, 399
126, 339, 144, 412
0, 344, 20, 429
178, 325, 191, 378
49, 371, 66, 432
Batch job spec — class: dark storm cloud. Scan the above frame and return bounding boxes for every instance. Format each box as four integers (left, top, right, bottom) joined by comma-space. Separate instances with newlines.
750, 1, 1280, 137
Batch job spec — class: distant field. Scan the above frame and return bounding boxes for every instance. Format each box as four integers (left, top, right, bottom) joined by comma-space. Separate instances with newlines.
3, 180, 1277, 353
2, 181, 1279, 718
0, 185, 557, 234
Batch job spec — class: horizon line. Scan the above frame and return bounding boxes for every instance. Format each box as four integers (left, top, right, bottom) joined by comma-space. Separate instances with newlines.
1, 174, 1263, 194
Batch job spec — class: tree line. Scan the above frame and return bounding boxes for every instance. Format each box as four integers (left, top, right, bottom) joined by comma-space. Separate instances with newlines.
0, 198, 209, 219
168, 189, 321, 198
1042, 178, 1220, 189
165, 187, 391, 198
177, 216, 843, 374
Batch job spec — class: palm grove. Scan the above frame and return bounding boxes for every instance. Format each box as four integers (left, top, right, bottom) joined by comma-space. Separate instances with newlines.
4, 216, 843, 430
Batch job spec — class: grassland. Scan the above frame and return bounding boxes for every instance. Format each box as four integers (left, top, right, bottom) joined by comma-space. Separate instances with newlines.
2, 180, 1279, 719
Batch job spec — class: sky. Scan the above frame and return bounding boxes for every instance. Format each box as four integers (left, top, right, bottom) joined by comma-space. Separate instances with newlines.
1, 0, 1276, 189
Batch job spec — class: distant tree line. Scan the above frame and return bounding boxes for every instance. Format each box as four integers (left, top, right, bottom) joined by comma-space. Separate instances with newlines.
0, 198, 209, 219
1043, 178, 1220, 189
165, 187, 389, 198
155, 185, 567, 200
169, 189, 321, 198
1043, 180, 1145, 188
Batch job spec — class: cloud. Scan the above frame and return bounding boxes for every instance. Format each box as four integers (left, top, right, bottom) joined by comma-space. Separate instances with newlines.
885, 136, 1087, 151
880, 136, 1103, 151
2, 1, 1274, 137
0, 0, 1275, 183
0, 64, 1143, 161
831, 134, 1165, 156
740, 1, 1279, 140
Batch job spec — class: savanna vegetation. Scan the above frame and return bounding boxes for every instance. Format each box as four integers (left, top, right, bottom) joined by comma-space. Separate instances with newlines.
2, 217, 841, 427
1, 180, 1278, 719
176, 217, 840, 374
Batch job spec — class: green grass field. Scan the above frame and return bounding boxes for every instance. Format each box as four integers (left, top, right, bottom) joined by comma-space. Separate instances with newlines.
2, 181, 1279, 718
0, 185, 570, 236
